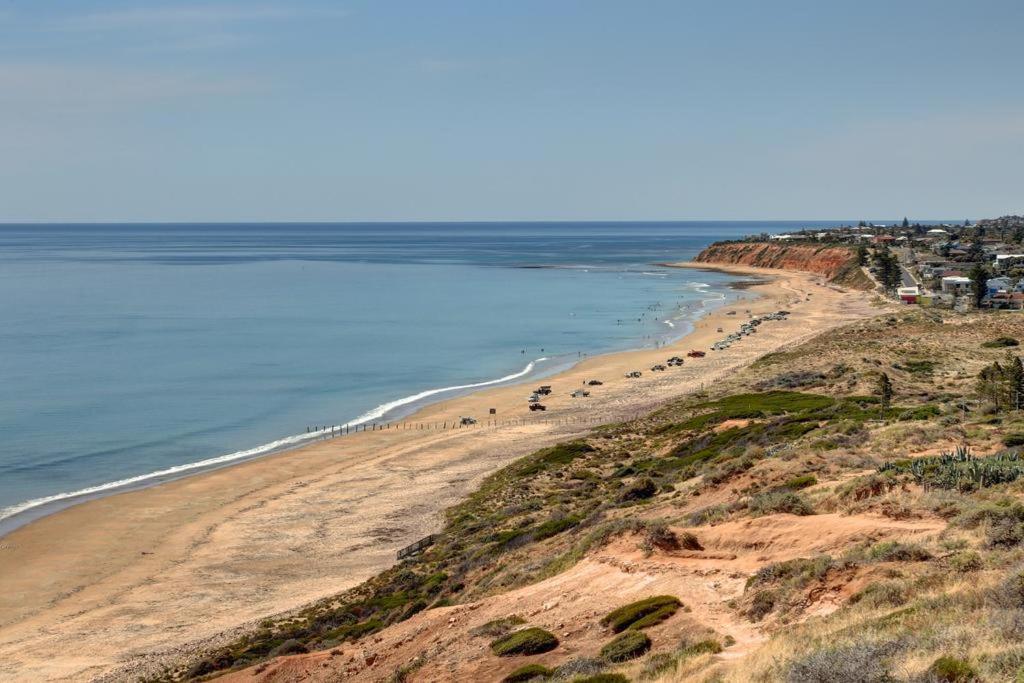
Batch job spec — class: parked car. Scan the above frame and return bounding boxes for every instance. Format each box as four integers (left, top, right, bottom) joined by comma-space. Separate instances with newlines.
587, 379, 603, 386
687, 350, 706, 358
460, 416, 477, 425
529, 403, 547, 411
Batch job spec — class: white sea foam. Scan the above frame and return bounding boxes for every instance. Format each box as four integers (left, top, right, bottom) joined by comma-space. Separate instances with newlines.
0, 358, 547, 525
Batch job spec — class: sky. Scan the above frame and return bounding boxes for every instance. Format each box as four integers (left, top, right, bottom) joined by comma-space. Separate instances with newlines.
0, 0, 1021, 222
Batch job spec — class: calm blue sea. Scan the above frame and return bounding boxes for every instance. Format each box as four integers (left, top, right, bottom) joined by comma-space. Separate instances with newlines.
0, 221, 849, 531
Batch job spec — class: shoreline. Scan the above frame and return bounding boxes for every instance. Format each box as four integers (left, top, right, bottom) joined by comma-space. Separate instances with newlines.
0, 263, 877, 682
0, 268, 747, 538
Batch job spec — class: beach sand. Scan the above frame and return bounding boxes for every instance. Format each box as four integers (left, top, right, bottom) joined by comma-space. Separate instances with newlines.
0, 264, 877, 682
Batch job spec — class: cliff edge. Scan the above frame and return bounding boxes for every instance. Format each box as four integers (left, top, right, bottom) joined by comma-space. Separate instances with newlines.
695, 241, 872, 289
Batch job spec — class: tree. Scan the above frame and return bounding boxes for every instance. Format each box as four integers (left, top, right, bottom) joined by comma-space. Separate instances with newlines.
856, 244, 869, 266
902, 217, 910, 228
877, 373, 893, 408
1009, 355, 1024, 410
873, 248, 901, 293
967, 237, 985, 263
969, 263, 989, 308
977, 361, 1005, 410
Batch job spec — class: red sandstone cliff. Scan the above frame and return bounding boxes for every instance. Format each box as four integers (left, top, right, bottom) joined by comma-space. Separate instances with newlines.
694, 242, 872, 289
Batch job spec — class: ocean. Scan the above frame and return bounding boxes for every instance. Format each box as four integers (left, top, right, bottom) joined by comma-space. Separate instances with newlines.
0, 221, 847, 531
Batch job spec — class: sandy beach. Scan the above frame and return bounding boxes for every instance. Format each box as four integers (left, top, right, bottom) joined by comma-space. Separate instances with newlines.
0, 264, 877, 682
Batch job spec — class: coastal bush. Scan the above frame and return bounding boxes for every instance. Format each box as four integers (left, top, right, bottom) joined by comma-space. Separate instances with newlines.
849, 581, 909, 608
785, 641, 899, 683
983, 337, 1020, 348
748, 491, 813, 517
746, 590, 776, 621
747, 556, 833, 589
533, 514, 582, 541
783, 474, 817, 490
470, 615, 525, 638
948, 551, 983, 572
866, 540, 932, 562
679, 531, 703, 551
517, 442, 595, 476
268, 639, 308, 657
490, 628, 559, 656
926, 656, 978, 682
678, 639, 723, 659
639, 652, 677, 679
600, 595, 682, 632
755, 371, 826, 391
600, 630, 651, 662
619, 477, 657, 502
1005, 434, 1024, 447
628, 603, 681, 630
573, 675, 628, 683
502, 664, 552, 682
643, 523, 682, 551
549, 657, 605, 679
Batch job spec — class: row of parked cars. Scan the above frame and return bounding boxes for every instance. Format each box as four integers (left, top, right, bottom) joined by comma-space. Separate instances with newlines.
710, 310, 790, 351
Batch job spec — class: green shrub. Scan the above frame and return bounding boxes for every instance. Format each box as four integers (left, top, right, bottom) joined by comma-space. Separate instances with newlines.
471, 615, 526, 638
490, 628, 559, 656
619, 477, 657, 502
534, 515, 582, 541
746, 590, 776, 621
1005, 434, 1024, 447
783, 474, 818, 490
600, 595, 682, 632
748, 556, 833, 589
983, 337, 1020, 348
268, 639, 308, 657
679, 531, 703, 550
926, 656, 977, 682
600, 630, 651, 662
849, 581, 908, 608
867, 540, 932, 562
502, 664, 552, 682
517, 442, 595, 476
785, 641, 897, 682
639, 652, 677, 679
574, 675, 628, 683
629, 604, 679, 630
949, 551, 983, 572
679, 639, 723, 658
748, 491, 814, 516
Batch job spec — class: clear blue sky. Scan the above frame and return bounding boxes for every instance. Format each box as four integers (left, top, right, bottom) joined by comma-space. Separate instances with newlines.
1, 1, 1021, 222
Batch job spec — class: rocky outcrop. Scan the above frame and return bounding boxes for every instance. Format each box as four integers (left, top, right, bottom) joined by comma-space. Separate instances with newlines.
694, 242, 871, 289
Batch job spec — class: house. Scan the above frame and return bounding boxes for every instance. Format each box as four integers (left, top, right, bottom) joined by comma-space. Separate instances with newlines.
941, 276, 973, 295
987, 277, 1013, 295
987, 292, 1024, 310
769, 233, 797, 241
897, 286, 920, 304
926, 228, 950, 239
995, 255, 1024, 272
873, 235, 897, 245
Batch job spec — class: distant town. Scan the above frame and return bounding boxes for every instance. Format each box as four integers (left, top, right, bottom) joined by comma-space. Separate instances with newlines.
756, 215, 1024, 310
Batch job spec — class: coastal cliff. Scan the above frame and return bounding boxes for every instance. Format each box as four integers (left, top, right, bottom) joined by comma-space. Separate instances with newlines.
695, 241, 872, 289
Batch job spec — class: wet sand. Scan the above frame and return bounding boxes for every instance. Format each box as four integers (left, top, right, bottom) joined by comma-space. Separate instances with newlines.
0, 264, 876, 682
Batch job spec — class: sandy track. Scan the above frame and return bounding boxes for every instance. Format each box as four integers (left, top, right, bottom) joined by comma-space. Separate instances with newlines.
0, 264, 876, 682
218, 512, 943, 682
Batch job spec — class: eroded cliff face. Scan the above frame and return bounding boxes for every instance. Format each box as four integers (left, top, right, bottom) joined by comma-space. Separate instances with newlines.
695, 242, 871, 289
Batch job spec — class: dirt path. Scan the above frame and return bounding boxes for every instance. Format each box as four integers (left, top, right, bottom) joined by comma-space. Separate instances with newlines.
219, 512, 943, 682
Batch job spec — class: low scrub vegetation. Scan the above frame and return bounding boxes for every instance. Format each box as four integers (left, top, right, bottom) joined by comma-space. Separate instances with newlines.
490, 627, 559, 656
600, 595, 682, 633
600, 630, 651, 662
